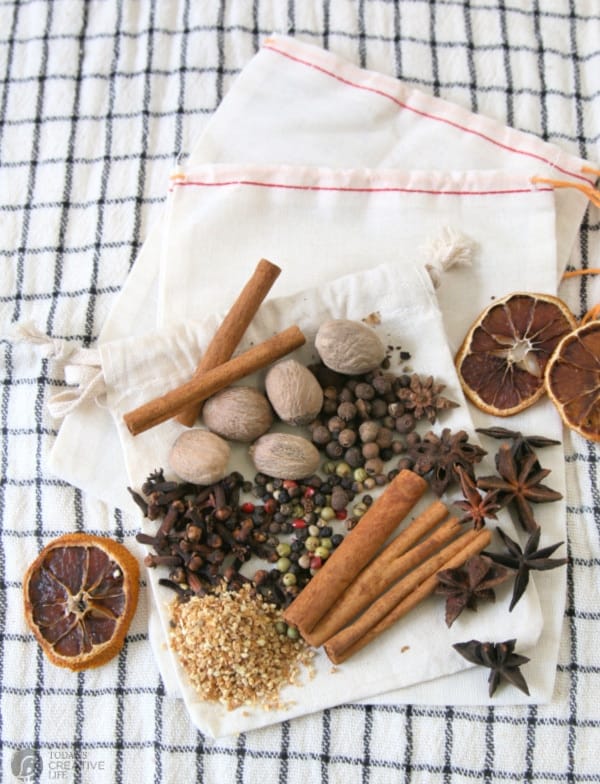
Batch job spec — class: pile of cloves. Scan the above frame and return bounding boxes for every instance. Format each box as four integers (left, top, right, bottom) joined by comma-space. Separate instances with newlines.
130, 468, 349, 607
130, 470, 270, 601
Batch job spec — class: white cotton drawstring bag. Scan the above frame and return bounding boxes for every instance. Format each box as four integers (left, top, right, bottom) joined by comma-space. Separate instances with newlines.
156, 163, 560, 349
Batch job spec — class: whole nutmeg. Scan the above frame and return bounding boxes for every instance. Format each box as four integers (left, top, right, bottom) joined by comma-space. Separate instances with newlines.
315, 319, 386, 375
202, 386, 273, 442
169, 429, 230, 485
249, 433, 321, 479
265, 359, 324, 426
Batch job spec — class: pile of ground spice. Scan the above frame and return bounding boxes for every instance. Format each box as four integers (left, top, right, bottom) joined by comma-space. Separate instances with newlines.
169, 584, 315, 711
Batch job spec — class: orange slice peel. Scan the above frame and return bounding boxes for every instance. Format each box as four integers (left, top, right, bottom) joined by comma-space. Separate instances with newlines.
23, 533, 140, 671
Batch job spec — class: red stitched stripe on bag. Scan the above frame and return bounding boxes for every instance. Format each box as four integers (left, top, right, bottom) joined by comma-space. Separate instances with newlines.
262, 42, 591, 185
170, 178, 553, 196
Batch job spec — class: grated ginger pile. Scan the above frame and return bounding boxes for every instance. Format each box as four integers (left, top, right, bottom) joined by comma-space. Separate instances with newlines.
170, 583, 315, 711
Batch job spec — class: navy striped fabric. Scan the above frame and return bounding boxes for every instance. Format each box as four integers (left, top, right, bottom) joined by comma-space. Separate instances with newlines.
2, 2, 599, 782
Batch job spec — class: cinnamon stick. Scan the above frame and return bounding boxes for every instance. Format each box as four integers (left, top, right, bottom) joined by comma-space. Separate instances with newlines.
176, 258, 281, 426
305, 507, 457, 647
283, 469, 428, 637
123, 325, 305, 436
324, 528, 492, 664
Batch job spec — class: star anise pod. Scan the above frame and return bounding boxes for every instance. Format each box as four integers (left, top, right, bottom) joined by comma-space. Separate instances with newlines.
453, 465, 501, 529
406, 428, 486, 497
435, 555, 510, 627
396, 373, 459, 424
476, 443, 562, 533
453, 638, 530, 697
476, 427, 560, 468
483, 525, 568, 611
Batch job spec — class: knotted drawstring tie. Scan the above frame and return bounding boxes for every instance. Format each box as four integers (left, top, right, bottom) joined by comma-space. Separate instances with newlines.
421, 225, 478, 289
10, 322, 106, 418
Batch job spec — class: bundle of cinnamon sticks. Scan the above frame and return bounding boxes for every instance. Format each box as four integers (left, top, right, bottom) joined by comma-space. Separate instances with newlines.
283, 469, 491, 664
123, 258, 298, 435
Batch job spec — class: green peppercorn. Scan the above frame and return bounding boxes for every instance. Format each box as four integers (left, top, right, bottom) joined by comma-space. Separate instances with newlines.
335, 461, 352, 478
352, 501, 369, 518
276, 556, 291, 572
319, 537, 333, 550
320, 506, 335, 521
275, 620, 287, 635
314, 546, 330, 559
286, 626, 300, 640
282, 572, 297, 586
322, 460, 337, 475
353, 467, 368, 483
305, 536, 321, 551
276, 542, 291, 557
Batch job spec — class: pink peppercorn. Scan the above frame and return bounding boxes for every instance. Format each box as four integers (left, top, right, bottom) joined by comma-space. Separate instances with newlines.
292, 518, 307, 529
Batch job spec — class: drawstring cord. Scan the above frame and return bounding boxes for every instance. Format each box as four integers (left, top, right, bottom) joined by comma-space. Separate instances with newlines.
532, 164, 600, 325
531, 165, 600, 208
532, 178, 600, 208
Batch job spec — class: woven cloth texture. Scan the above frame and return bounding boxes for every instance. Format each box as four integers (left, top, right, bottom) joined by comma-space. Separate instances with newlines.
2, 1, 599, 782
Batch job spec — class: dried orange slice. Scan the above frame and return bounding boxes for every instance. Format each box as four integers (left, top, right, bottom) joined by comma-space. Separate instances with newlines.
545, 319, 600, 441
456, 292, 577, 416
23, 533, 139, 671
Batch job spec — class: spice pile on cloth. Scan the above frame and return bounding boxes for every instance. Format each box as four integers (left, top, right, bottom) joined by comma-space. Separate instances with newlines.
45, 35, 596, 737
